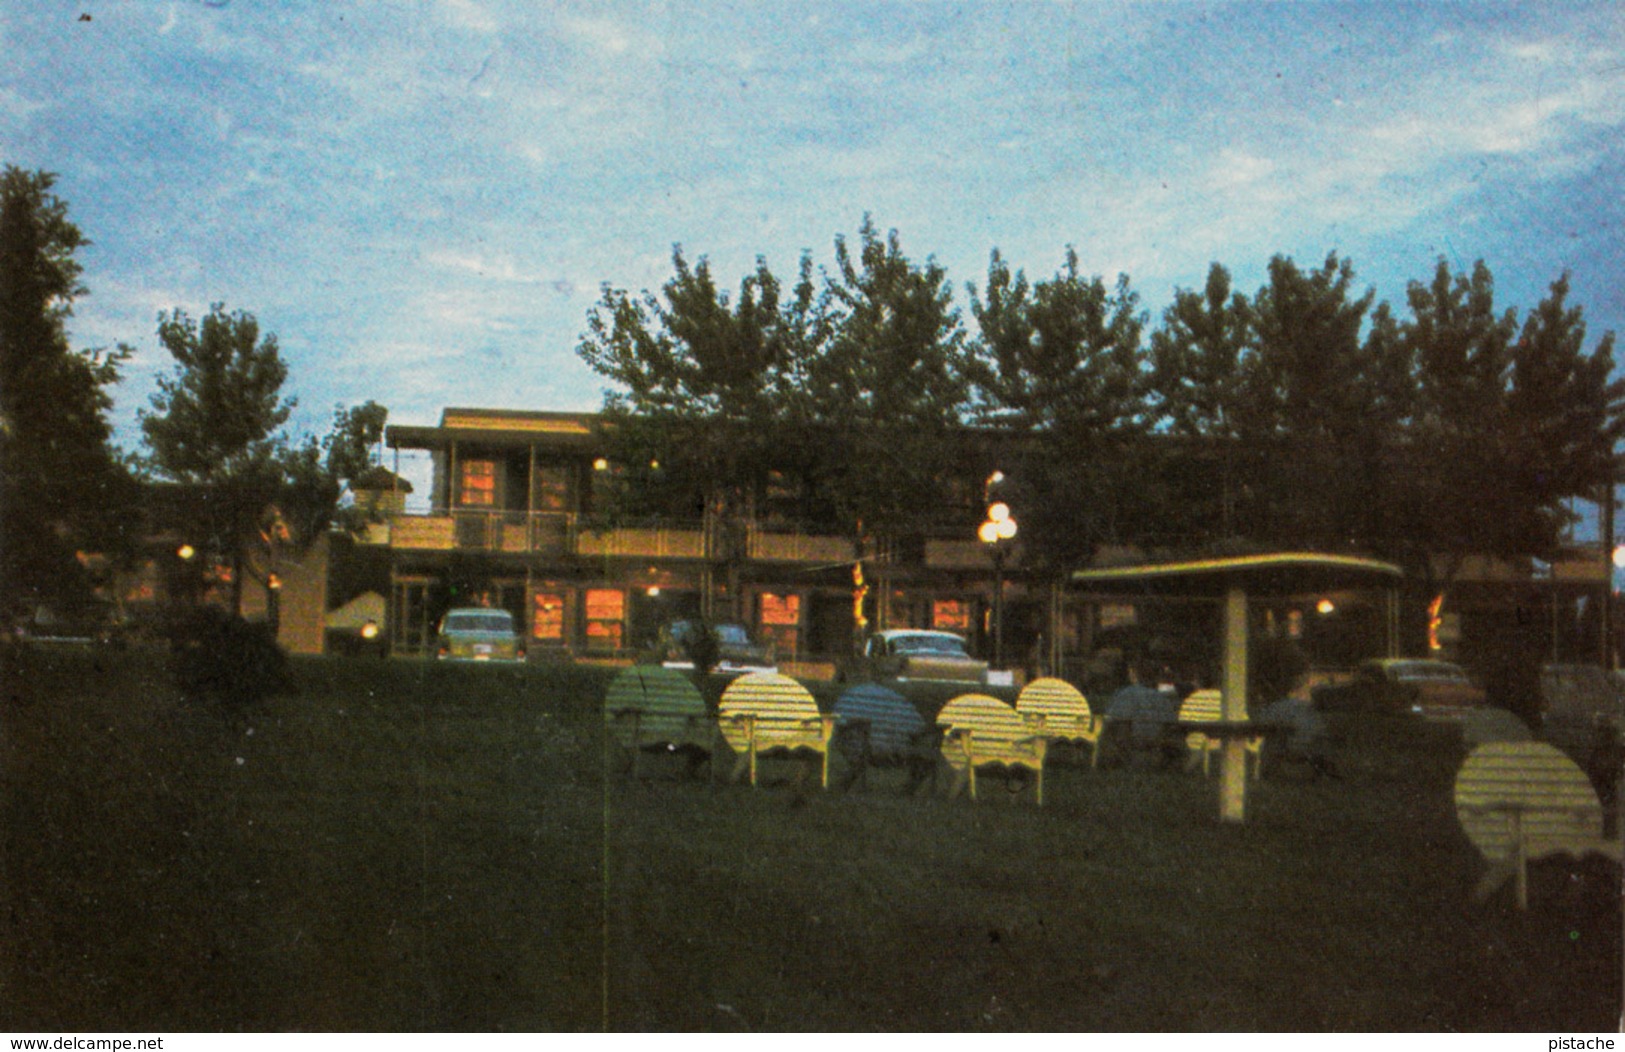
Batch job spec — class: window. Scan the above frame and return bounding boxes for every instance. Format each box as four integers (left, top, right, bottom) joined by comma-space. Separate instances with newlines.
759, 592, 800, 655
533, 465, 569, 512
932, 599, 970, 631
532, 591, 565, 642
459, 459, 496, 507
584, 588, 625, 650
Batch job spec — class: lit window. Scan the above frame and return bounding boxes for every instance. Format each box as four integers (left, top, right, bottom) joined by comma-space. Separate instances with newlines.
759, 593, 800, 655
459, 460, 496, 507
533, 592, 565, 641
932, 599, 970, 631
584, 588, 624, 650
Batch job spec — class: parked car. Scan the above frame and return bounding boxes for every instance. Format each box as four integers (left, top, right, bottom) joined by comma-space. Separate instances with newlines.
434, 607, 525, 662
1313, 658, 1486, 719
846, 629, 989, 686
10, 603, 128, 649
654, 620, 777, 676
1540, 664, 1623, 783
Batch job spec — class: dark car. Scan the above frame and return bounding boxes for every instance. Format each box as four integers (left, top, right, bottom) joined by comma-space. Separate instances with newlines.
655, 620, 777, 677
1314, 658, 1486, 719
11, 603, 128, 648
847, 630, 989, 686
1540, 664, 1623, 782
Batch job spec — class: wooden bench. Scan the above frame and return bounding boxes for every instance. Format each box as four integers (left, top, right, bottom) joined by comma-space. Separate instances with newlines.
603, 665, 717, 778
718, 672, 836, 789
1179, 688, 1262, 780
1453, 740, 1622, 909
936, 694, 1049, 805
832, 683, 942, 793
1016, 677, 1103, 768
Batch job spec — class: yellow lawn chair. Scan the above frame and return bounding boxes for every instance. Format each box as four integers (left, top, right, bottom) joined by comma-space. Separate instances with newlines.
1016, 677, 1104, 768
1454, 740, 1622, 909
937, 693, 1049, 805
1179, 688, 1263, 780
718, 672, 836, 789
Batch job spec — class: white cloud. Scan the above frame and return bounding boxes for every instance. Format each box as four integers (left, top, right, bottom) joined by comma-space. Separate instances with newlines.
439, 0, 499, 34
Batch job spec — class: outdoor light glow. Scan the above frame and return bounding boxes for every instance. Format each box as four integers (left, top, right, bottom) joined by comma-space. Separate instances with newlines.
987, 502, 1011, 523
978, 520, 1000, 544
646, 586, 661, 597
1428, 594, 1445, 652
986, 470, 1005, 486
1316, 598, 1336, 615
267, 574, 282, 590
995, 517, 1017, 540
360, 621, 379, 640
1613, 544, 1625, 570
176, 544, 195, 560
593, 457, 609, 471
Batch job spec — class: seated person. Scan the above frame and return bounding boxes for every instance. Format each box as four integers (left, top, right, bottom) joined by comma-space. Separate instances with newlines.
1104, 661, 1183, 766
1258, 688, 1338, 779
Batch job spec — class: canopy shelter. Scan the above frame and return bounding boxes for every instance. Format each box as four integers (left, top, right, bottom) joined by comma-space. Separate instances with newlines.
1070, 551, 1403, 822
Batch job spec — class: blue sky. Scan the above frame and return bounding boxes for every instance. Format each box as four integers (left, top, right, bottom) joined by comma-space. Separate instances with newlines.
6, 1, 1624, 515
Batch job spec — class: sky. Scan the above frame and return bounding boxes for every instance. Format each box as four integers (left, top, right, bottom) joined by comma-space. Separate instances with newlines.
5, 1, 1625, 517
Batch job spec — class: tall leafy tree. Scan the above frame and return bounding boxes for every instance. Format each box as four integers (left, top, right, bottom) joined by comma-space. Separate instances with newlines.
140, 305, 299, 616
968, 247, 1150, 570
804, 219, 972, 550
578, 248, 810, 616
0, 166, 133, 623
1241, 253, 1404, 549
1504, 273, 1623, 554
1398, 260, 1519, 597
1148, 263, 1260, 540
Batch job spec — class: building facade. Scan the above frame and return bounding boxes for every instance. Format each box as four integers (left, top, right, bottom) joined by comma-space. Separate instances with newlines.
369, 406, 1614, 680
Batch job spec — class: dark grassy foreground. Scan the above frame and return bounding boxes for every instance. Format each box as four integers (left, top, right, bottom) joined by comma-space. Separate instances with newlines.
2, 648, 1619, 1032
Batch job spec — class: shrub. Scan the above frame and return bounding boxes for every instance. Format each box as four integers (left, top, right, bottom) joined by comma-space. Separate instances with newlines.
166, 606, 293, 707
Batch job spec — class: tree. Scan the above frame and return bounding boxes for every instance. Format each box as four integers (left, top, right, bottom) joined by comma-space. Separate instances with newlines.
968, 247, 1151, 570
140, 305, 298, 616
1239, 253, 1408, 549
804, 218, 972, 542
1504, 274, 1623, 554
1148, 263, 1260, 540
578, 247, 810, 617
0, 166, 133, 624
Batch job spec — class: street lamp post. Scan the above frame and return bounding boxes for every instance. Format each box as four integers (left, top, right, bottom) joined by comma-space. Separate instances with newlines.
979, 500, 1017, 669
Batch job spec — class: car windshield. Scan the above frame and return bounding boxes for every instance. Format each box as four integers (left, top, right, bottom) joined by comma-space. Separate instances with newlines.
444, 612, 514, 634
893, 634, 968, 656
715, 624, 751, 645
1389, 661, 1468, 683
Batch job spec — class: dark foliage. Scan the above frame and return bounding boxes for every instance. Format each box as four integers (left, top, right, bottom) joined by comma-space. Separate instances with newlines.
0, 167, 134, 623
165, 606, 293, 707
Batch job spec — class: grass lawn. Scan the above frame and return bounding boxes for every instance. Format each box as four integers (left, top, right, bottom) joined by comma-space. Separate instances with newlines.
2, 647, 1618, 1031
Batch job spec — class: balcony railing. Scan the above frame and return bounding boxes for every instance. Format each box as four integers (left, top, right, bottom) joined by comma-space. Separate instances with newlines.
384, 509, 1041, 569
385, 510, 710, 560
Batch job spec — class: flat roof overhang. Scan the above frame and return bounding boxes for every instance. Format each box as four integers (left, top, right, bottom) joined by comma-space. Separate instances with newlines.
1070, 551, 1403, 598
1070, 551, 1404, 824
386, 424, 600, 452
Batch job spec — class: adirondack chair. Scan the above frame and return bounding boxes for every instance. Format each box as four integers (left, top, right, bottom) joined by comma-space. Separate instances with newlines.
1016, 677, 1104, 767
832, 683, 941, 793
1179, 688, 1262, 780
936, 693, 1049, 805
717, 672, 837, 789
1453, 740, 1622, 909
602, 665, 716, 778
